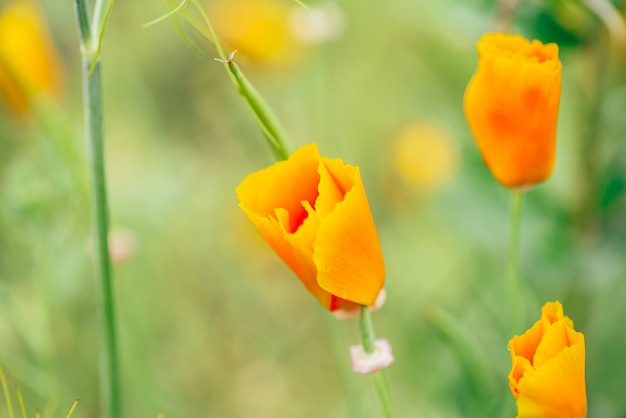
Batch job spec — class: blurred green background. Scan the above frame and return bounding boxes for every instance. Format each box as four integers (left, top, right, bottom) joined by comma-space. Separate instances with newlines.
1, 0, 626, 416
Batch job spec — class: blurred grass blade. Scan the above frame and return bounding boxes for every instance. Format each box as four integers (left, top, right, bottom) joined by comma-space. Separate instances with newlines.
15, 386, 27, 418
424, 306, 496, 398
141, 0, 190, 29
0, 365, 15, 418
171, 16, 204, 58
165, 0, 213, 44
66, 400, 79, 418
42, 397, 59, 418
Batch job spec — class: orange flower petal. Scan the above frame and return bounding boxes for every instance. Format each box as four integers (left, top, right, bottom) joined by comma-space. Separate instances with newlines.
314, 159, 385, 306
515, 343, 586, 418
237, 144, 333, 308
464, 33, 561, 188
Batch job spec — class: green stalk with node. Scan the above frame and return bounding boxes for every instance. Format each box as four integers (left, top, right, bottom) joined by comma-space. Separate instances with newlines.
72, 1, 121, 418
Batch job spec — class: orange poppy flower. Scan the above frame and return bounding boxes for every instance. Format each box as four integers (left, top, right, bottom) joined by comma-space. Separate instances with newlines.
509, 301, 587, 418
464, 33, 562, 189
236, 143, 385, 311
0, 0, 63, 113
210, 0, 303, 67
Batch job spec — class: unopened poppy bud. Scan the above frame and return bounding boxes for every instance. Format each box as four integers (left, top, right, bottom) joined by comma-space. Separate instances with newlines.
464, 33, 562, 189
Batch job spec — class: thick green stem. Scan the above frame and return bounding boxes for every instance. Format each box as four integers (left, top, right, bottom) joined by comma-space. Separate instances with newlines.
359, 307, 394, 418
72, 2, 121, 418
507, 190, 525, 334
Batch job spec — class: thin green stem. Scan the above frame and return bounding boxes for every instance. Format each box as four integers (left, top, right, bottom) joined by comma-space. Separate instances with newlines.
191, 0, 292, 159
359, 306, 376, 353
147, 0, 292, 159
226, 61, 291, 160
73, 1, 121, 418
373, 371, 394, 418
507, 190, 525, 334
359, 307, 395, 418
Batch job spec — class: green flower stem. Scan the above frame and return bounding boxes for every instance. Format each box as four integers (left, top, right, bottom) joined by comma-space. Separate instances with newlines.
359, 306, 395, 418
149, 1, 292, 159
507, 190, 525, 334
191, 0, 292, 160
359, 306, 376, 353
224, 60, 291, 161
72, 2, 121, 418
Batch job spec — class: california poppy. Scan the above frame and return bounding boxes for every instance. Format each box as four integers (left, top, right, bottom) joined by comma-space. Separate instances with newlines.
464, 33, 562, 189
0, 0, 63, 113
509, 301, 587, 418
236, 143, 385, 311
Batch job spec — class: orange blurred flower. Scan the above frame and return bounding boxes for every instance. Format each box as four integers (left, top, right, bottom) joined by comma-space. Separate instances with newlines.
464, 33, 562, 189
236, 143, 385, 311
210, 0, 303, 67
0, 0, 63, 113
509, 301, 587, 418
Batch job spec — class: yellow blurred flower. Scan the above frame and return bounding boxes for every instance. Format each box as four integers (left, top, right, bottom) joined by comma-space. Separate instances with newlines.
509, 301, 587, 418
0, 0, 63, 113
210, 0, 303, 66
236, 143, 385, 311
464, 33, 562, 189
391, 123, 457, 193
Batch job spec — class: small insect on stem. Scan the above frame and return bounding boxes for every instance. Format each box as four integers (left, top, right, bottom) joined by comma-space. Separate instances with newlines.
215, 50, 238, 64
